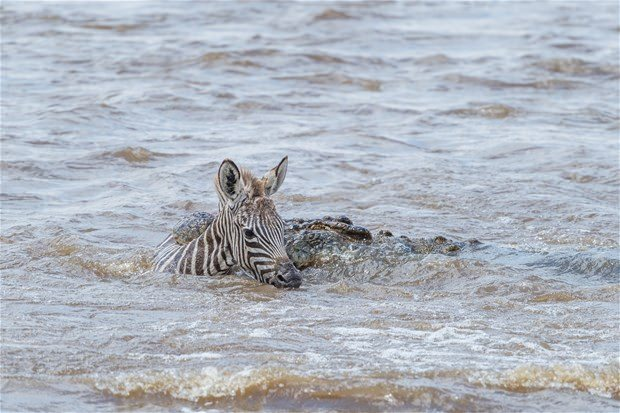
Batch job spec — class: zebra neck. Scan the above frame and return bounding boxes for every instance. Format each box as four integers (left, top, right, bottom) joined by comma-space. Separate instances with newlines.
199, 205, 236, 274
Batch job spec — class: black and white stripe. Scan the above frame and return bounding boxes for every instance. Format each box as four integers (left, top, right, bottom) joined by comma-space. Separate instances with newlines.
152, 157, 295, 286
153, 206, 237, 276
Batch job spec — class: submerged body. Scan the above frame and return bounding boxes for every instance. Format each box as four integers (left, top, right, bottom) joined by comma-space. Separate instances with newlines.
169, 212, 481, 272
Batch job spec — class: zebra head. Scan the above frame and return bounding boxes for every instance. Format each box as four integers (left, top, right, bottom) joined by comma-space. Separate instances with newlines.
215, 157, 302, 289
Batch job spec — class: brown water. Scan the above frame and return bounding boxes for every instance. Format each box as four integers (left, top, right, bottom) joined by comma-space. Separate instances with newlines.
2, 1, 619, 411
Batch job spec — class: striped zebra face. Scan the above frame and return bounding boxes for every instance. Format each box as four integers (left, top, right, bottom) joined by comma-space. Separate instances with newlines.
235, 198, 301, 288
217, 157, 302, 289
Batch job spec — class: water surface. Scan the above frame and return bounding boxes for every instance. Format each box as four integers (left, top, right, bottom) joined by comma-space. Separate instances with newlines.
1, 1, 619, 411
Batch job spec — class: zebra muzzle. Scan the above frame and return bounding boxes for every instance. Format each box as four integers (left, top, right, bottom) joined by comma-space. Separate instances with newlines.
271, 260, 302, 289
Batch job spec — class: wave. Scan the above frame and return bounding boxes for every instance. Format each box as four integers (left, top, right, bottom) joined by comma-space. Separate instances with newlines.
275, 73, 381, 91
531, 251, 620, 281
443, 74, 586, 90
31, 235, 152, 278
87, 366, 460, 410
313, 9, 355, 22
101, 147, 161, 164
471, 362, 620, 400
441, 103, 518, 119
534, 58, 619, 77
88, 361, 620, 409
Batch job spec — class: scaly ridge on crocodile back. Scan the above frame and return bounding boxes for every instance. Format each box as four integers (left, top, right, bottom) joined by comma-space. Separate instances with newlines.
169, 212, 480, 271
172, 211, 215, 245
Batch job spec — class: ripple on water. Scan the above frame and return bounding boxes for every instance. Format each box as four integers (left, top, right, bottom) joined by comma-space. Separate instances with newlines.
200, 51, 263, 68
534, 58, 619, 77
80, 22, 147, 32
25, 235, 153, 278
2, 1, 619, 411
234, 101, 281, 111
102, 147, 161, 164
275, 73, 382, 91
313, 9, 355, 22
302, 53, 348, 64
531, 251, 620, 281
0, 160, 63, 179
441, 103, 519, 119
443, 74, 586, 90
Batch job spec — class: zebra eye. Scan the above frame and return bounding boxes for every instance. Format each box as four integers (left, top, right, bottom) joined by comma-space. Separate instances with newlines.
243, 228, 256, 238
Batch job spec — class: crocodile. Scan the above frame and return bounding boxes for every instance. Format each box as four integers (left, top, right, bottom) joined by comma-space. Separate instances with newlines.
170, 211, 481, 271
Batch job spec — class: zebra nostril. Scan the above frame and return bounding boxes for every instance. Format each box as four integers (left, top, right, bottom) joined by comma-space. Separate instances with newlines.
272, 271, 302, 288
272, 260, 302, 288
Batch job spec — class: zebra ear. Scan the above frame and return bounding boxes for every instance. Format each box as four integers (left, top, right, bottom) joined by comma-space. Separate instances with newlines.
218, 159, 242, 203
263, 156, 288, 196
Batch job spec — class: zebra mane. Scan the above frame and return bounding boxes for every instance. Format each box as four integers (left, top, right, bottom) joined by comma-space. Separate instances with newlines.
239, 168, 267, 199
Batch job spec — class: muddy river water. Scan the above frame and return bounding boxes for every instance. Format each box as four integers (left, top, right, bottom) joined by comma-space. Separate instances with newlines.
1, 1, 619, 411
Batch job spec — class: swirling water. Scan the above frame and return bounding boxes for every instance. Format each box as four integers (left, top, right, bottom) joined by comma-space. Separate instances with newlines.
1, 2, 619, 411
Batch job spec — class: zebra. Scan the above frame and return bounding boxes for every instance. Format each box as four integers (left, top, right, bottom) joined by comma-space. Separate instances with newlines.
153, 157, 302, 289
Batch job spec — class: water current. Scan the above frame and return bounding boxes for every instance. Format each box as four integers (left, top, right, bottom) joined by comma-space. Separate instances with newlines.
2, 1, 619, 411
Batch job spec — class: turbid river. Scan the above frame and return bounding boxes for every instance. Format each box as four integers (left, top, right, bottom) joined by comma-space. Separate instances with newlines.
1, 1, 619, 411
